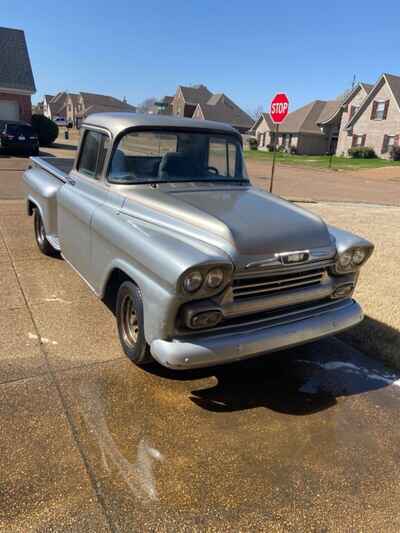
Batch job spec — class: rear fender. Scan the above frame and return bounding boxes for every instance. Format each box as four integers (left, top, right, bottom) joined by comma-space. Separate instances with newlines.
23, 166, 64, 238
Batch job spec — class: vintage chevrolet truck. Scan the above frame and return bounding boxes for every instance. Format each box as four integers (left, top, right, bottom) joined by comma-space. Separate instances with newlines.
23, 113, 373, 369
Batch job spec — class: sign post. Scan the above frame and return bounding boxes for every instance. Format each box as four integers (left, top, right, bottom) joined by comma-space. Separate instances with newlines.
269, 93, 289, 193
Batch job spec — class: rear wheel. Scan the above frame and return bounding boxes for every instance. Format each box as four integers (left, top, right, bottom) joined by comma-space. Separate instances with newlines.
34, 209, 58, 256
116, 281, 153, 365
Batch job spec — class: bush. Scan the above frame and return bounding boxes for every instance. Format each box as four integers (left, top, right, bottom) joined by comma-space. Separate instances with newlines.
31, 114, 59, 146
348, 146, 377, 159
247, 137, 258, 150
289, 146, 297, 155
390, 145, 400, 161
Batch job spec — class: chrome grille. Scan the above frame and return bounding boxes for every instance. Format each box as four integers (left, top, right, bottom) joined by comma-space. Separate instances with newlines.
232, 267, 326, 300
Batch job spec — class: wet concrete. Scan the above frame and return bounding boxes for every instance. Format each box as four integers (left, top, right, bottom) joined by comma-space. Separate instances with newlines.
1, 197, 400, 530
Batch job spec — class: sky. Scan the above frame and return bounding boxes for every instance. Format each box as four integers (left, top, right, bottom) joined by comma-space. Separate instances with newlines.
3, 0, 400, 113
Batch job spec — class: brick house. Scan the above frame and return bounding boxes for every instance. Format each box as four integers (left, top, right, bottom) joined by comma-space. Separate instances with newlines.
251, 100, 342, 155
318, 82, 373, 156
342, 74, 400, 158
0, 27, 36, 122
167, 84, 253, 132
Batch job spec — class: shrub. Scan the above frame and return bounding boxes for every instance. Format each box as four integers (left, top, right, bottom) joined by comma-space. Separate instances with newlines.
247, 137, 258, 150
348, 146, 377, 159
31, 114, 59, 146
390, 145, 400, 161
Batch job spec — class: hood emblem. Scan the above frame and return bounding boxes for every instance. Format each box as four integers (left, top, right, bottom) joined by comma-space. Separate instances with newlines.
275, 250, 310, 265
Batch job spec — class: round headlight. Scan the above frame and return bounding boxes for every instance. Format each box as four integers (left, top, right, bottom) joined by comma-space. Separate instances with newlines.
338, 251, 353, 268
183, 271, 203, 293
205, 268, 224, 289
352, 248, 367, 265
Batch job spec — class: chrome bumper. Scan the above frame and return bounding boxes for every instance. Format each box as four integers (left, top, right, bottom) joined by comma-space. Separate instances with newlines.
150, 299, 363, 370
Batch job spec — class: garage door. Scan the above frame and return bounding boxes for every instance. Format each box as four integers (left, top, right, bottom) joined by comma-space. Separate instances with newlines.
0, 101, 19, 120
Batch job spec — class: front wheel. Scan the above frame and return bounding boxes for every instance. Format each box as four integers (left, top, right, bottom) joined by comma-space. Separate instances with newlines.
116, 281, 153, 365
34, 209, 58, 256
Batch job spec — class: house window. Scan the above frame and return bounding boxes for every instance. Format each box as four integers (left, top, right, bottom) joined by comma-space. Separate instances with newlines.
371, 100, 389, 120
349, 105, 359, 119
353, 134, 366, 147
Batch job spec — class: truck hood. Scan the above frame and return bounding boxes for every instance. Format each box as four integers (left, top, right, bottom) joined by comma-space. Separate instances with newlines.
121, 185, 333, 265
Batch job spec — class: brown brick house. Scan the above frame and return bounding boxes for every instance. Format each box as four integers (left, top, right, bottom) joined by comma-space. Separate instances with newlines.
0, 27, 36, 122
167, 84, 253, 132
342, 74, 400, 158
251, 100, 342, 155
318, 82, 373, 156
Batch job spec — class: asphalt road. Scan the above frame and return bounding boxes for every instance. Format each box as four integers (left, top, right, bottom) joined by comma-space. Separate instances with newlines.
1, 155, 400, 531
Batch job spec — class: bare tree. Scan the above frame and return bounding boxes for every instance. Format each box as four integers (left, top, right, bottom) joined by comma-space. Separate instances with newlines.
137, 97, 157, 114
248, 104, 264, 120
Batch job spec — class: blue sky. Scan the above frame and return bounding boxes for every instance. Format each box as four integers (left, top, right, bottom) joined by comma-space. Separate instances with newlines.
3, 0, 399, 113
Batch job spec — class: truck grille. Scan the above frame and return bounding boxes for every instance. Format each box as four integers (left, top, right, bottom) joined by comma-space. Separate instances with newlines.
232, 267, 326, 300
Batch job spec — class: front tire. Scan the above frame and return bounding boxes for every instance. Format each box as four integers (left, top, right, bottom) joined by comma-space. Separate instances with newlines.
34, 209, 58, 256
116, 281, 153, 365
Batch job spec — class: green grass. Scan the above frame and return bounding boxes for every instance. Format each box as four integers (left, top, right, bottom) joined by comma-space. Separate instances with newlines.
244, 149, 400, 170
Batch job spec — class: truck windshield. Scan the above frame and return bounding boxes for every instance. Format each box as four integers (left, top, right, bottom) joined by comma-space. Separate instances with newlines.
107, 130, 249, 184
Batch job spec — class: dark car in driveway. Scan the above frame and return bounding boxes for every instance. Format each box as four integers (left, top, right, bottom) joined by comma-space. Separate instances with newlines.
0, 121, 39, 156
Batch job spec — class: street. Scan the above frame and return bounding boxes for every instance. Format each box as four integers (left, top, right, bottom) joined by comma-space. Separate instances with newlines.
1, 153, 400, 532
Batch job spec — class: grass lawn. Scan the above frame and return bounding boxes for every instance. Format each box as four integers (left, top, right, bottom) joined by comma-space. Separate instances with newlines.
244, 149, 400, 170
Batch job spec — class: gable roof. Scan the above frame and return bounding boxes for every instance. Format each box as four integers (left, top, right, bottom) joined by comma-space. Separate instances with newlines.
195, 97, 253, 130
48, 92, 68, 116
80, 92, 136, 112
317, 82, 372, 126
275, 100, 323, 134
251, 112, 274, 132
44, 94, 54, 103
179, 85, 213, 105
0, 27, 36, 93
346, 73, 400, 130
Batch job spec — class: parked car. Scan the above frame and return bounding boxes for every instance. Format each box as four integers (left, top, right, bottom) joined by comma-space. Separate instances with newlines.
23, 113, 373, 370
54, 116, 67, 127
0, 121, 39, 155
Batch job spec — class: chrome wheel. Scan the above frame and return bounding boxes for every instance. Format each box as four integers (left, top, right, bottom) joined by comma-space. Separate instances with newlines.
121, 294, 140, 348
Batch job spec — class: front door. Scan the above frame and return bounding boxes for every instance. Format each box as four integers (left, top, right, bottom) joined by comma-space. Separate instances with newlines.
58, 129, 109, 282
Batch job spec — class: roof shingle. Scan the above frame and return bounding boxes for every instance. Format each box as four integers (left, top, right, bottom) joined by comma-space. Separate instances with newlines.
0, 26, 36, 93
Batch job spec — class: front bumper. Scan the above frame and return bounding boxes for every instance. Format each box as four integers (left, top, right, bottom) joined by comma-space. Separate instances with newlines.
150, 299, 363, 369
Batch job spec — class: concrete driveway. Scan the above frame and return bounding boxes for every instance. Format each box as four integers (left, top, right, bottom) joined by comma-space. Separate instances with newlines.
1, 156, 400, 531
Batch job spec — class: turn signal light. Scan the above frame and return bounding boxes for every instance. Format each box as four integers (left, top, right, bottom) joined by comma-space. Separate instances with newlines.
331, 284, 354, 299
191, 310, 222, 329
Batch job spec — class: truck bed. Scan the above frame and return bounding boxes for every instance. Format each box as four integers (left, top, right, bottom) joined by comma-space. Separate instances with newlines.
30, 156, 74, 182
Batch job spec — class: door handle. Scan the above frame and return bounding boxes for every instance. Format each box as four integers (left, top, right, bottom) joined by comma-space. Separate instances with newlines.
68, 178, 76, 186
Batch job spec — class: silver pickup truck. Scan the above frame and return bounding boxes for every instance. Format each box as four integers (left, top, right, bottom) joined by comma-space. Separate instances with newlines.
24, 113, 373, 369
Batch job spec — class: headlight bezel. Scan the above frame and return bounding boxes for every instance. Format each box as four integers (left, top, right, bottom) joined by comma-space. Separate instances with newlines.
333, 246, 371, 274
179, 264, 232, 296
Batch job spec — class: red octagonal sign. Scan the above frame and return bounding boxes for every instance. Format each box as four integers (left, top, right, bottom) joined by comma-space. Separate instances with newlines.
270, 93, 289, 124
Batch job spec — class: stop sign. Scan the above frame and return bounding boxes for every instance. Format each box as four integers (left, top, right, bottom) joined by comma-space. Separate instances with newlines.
270, 93, 289, 124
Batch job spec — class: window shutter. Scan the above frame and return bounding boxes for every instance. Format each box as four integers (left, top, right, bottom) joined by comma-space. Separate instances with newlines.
382, 135, 389, 154
352, 135, 357, 147
395, 134, 400, 147
370, 101, 378, 120
362, 134, 367, 147
383, 100, 390, 119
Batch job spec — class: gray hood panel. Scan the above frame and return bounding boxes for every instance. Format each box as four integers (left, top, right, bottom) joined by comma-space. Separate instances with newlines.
169, 187, 331, 255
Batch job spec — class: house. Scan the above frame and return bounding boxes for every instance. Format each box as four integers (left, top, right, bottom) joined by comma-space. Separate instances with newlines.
318, 82, 373, 156
0, 26, 36, 122
44, 92, 68, 120
74, 92, 136, 127
41, 91, 137, 127
252, 100, 342, 154
164, 84, 253, 132
340, 74, 400, 158
172, 85, 213, 118
192, 93, 253, 134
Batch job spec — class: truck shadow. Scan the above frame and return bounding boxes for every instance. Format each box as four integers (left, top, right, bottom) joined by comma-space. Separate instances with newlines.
147, 318, 400, 415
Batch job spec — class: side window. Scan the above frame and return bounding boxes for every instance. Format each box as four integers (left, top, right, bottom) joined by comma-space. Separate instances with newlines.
78, 130, 108, 179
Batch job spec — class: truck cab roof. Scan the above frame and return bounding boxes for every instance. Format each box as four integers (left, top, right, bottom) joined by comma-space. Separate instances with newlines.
82, 112, 241, 140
